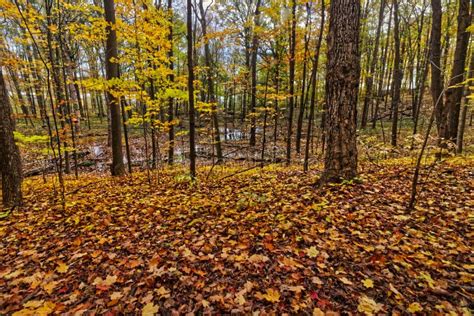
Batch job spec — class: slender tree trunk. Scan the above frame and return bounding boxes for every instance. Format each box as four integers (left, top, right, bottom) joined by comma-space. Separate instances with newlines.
390, 0, 402, 147
249, 0, 262, 147
187, 0, 196, 179
0, 68, 23, 208
286, 0, 297, 165
457, 46, 473, 153
198, 0, 223, 162
304, 0, 325, 172
431, 0, 446, 140
361, 0, 385, 128
167, 0, 175, 164
320, 0, 360, 183
372, 4, 392, 129
296, 3, 312, 153
103, 0, 125, 176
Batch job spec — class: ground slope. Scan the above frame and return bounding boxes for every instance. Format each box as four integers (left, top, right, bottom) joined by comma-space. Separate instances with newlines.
1, 157, 473, 314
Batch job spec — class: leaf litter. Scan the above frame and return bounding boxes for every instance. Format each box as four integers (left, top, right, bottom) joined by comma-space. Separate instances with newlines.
0, 157, 473, 314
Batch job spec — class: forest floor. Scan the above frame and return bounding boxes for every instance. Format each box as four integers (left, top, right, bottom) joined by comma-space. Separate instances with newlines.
1, 155, 473, 314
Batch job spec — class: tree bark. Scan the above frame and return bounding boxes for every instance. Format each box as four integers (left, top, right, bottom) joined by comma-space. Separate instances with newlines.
187, 0, 197, 179
390, 0, 402, 147
320, 0, 360, 183
286, 0, 297, 165
431, 0, 446, 140
457, 45, 473, 154
296, 3, 312, 153
445, 0, 471, 142
249, 0, 262, 147
103, 0, 125, 176
167, 0, 175, 164
0, 68, 23, 208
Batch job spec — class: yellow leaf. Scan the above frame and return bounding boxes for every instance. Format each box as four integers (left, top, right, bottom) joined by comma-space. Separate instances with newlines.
42, 281, 59, 295
104, 275, 117, 286
12, 309, 35, 316
419, 272, 435, 288
93, 275, 117, 288
362, 278, 374, 288
306, 246, 319, 258
35, 301, 56, 316
313, 308, 325, 316
235, 293, 246, 305
23, 300, 44, 308
56, 261, 68, 274
407, 302, 423, 313
357, 295, 383, 315
142, 302, 159, 315
264, 288, 280, 303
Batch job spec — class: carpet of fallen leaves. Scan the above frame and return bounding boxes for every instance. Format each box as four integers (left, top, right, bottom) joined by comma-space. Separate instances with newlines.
1, 156, 473, 315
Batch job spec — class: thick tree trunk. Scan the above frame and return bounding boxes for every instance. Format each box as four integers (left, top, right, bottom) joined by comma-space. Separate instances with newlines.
103, 0, 125, 176
0, 68, 23, 208
445, 0, 471, 142
320, 0, 360, 183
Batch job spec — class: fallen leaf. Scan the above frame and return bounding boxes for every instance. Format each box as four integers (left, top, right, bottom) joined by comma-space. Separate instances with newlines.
362, 278, 374, 288
110, 292, 123, 300
43, 281, 59, 295
407, 302, 423, 313
56, 261, 68, 274
23, 300, 44, 309
339, 277, 353, 285
306, 246, 319, 258
142, 302, 159, 315
313, 308, 325, 316
358, 295, 383, 315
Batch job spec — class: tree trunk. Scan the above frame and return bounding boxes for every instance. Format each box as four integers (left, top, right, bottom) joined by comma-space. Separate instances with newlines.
0, 68, 23, 208
249, 0, 262, 147
167, 0, 175, 164
286, 0, 297, 165
431, 0, 446, 140
296, 3, 312, 153
198, 0, 223, 162
304, 0, 325, 172
320, 0, 360, 183
445, 0, 471, 142
361, 0, 385, 129
457, 45, 473, 154
187, 0, 197, 179
390, 0, 402, 147
103, 0, 125, 176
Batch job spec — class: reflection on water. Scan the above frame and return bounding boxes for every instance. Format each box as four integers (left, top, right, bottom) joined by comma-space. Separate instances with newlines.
220, 128, 246, 141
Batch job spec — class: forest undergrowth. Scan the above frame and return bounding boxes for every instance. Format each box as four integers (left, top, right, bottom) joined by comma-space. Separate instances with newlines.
1, 156, 473, 314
